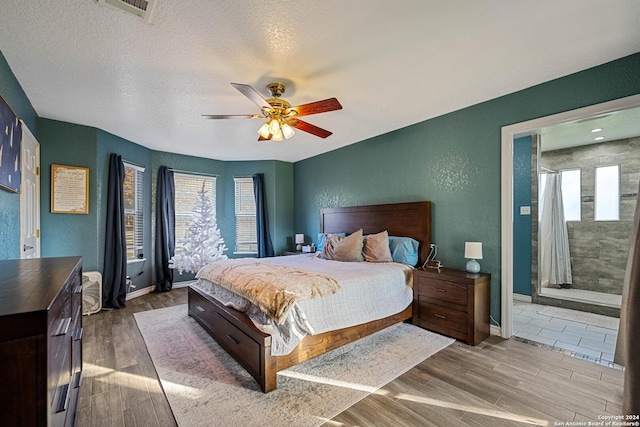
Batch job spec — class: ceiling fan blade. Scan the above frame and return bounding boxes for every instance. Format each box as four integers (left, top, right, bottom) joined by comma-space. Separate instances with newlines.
202, 114, 263, 119
288, 119, 333, 138
231, 83, 271, 110
288, 98, 342, 117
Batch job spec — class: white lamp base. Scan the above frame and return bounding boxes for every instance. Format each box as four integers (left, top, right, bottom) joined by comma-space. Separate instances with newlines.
466, 259, 480, 273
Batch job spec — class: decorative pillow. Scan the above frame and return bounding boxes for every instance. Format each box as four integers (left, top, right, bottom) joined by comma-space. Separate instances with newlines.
388, 236, 419, 266
363, 230, 393, 262
315, 232, 345, 252
320, 229, 364, 262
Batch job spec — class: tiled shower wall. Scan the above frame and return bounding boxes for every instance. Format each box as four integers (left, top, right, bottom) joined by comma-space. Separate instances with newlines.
540, 136, 640, 295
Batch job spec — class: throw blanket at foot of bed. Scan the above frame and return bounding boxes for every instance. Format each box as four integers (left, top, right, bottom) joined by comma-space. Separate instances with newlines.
197, 259, 341, 324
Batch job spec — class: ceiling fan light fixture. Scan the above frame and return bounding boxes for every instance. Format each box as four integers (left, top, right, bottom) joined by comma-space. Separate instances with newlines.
269, 118, 280, 134
258, 122, 271, 139
272, 128, 284, 141
281, 122, 295, 139
204, 82, 342, 141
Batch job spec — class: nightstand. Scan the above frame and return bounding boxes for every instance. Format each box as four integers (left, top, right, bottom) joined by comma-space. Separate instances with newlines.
281, 251, 302, 256
413, 267, 491, 345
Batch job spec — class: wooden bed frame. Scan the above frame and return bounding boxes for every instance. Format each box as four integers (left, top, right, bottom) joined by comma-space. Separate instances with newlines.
188, 201, 432, 392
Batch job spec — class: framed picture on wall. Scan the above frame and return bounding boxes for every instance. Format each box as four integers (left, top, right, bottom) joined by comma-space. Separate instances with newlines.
0, 93, 22, 193
51, 164, 89, 214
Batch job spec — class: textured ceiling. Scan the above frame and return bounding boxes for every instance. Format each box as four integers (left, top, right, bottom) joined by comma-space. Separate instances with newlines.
1, 0, 639, 162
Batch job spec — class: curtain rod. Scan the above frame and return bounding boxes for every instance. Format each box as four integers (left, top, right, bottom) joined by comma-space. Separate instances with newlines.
169, 168, 218, 178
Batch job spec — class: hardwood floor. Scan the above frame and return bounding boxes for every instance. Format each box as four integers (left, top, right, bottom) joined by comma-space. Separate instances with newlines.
77, 288, 624, 427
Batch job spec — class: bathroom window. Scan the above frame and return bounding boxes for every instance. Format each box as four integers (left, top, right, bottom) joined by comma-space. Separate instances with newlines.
595, 165, 620, 221
560, 169, 581, 222
123, 162, 144, 260
174, 173, 217, 254
539, 169, 581, 222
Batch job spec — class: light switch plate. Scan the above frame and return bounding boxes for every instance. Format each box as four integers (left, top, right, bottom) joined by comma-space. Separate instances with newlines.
520, 206, 531, 215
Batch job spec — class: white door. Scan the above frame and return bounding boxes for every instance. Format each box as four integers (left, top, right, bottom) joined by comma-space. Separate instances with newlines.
20, 123, 40, 259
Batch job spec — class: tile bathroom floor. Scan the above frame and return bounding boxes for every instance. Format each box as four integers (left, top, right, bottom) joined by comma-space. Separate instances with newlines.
513, 300, 621, 366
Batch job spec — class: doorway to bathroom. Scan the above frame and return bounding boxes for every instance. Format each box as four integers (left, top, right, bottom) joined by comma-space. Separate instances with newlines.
501, 94, 640, 364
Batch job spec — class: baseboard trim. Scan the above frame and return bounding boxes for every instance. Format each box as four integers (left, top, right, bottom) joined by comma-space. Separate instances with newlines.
513, 293, 532, 303
173, 280, 197, 289
126, 286, 155, 300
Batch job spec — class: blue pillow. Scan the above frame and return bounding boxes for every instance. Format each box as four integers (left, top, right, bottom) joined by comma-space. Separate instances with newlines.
315, 232, 346, 252
388, 236, 419, 266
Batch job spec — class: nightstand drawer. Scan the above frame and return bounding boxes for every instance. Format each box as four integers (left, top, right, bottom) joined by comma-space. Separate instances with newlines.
417, 300, 468, 334
416, 277, 468, 307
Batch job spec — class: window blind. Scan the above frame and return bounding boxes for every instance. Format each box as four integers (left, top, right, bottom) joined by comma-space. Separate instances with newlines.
174, 173, 217, 252
123, 162, 144, 260
234, 177, 257, 253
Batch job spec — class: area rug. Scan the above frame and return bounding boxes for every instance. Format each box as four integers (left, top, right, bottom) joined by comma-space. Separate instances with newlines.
134, 305, 454, 427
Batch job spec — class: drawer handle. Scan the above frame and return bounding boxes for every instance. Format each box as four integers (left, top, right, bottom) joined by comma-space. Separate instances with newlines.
434, 313, 447, 320
196, 305, 205, 312
226, 334, 240, 345
55, 383, 70, 413
75, 327, 83, 341
55, 318, 72, 336
435, 288, 446, 293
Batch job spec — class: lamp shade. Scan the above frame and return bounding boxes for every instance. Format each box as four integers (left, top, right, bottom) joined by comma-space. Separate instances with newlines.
464, 242, 483, 259
295, 234, 305, 244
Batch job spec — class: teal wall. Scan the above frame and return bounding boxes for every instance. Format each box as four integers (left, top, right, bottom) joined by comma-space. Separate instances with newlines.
294, 53, 640, 324
39, 120, 99, 268
513, 136, 532, 296
0, 50, 37, 259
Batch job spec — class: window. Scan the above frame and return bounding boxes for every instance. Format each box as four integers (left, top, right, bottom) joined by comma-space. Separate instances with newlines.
595, 165, 620, 221
234, 177, 257, 253
560, 169, 581, 222
174, 173, 217, 253
123, 162, 144, 260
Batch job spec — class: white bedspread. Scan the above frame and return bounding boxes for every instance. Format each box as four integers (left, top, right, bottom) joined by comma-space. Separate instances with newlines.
192, 254, 413, 356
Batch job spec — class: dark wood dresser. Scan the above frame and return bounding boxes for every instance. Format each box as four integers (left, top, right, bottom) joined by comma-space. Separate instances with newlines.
0, 257, 83, 427
413, 267, 490, 345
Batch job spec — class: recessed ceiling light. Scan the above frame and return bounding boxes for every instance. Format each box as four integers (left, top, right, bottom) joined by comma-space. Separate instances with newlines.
594, 136, 605, 141
591, 128, 603, 133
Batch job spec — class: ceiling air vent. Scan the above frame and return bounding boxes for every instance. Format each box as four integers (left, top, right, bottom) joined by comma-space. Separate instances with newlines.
98, 0, 157, 23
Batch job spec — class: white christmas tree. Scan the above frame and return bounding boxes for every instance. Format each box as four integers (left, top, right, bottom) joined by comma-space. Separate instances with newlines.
169, 183, 228, 274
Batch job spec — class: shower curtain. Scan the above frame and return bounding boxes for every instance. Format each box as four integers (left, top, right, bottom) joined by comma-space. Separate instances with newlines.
539, 173, 573, 287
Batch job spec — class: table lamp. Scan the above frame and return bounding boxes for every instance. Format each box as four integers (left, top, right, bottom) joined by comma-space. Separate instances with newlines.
464, 242, 482, 273
295, 234, 304, 252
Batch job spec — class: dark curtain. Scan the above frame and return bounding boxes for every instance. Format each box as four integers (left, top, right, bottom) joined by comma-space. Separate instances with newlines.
102, 153, 127, 309
154, 166, 175, 292
616, 180, 640, 415
253, 173, 274, 258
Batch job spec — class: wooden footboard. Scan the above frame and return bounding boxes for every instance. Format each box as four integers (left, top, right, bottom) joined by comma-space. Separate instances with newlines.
188, 285, 412, 392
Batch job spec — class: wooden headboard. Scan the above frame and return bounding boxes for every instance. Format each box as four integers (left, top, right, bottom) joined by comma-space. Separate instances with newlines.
320, 201, 432, 265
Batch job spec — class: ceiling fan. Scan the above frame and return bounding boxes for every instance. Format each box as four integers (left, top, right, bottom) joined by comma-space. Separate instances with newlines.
203, 83, 342, 141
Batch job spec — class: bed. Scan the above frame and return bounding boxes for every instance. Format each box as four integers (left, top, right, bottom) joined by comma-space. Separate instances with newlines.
187, 201, 432, 392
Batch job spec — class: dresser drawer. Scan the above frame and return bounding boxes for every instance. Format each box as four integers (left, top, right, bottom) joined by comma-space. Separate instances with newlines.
416, 299, 467, 335
416, 276, 468, 307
